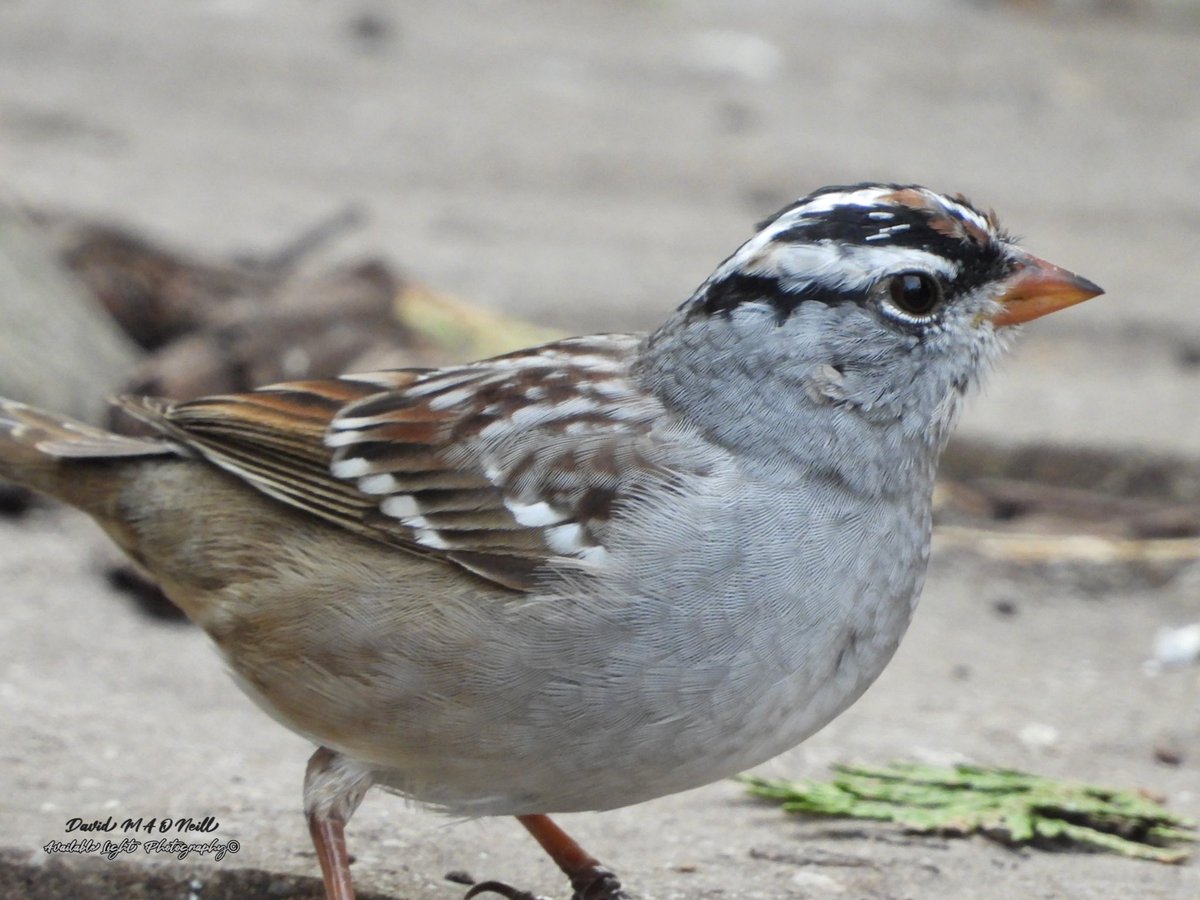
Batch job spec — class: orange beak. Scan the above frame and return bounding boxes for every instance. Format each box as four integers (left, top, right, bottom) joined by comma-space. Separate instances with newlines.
990, 253, 1104, 327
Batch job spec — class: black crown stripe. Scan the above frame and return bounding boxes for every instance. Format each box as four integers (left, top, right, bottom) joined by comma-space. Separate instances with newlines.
690, 273, 863, 325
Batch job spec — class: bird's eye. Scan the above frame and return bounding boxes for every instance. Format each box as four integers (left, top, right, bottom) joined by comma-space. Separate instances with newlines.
885, 272, 942, 319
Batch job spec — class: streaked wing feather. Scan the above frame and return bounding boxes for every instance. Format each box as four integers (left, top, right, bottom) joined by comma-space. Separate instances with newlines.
0, 400, 173, 459
125, 335, 667, 593
326, 336, 660, 574
119, 386, 397, 541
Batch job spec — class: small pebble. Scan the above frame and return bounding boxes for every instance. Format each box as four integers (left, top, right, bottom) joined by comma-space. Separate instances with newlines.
1152, 623, 1200, 668
1154, 745, 1184, 766
1017, 722, 1059, 752
791, 870, 845, 893
991, 598, 1019, 618
686, 30, 784, 82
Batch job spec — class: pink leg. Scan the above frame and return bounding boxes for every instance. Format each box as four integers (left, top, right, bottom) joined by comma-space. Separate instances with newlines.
304, 747, 373, 900
308, 808, 356, 900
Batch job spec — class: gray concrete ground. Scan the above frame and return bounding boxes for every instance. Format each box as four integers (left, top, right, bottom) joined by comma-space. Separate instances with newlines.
1, 2, 1199, 898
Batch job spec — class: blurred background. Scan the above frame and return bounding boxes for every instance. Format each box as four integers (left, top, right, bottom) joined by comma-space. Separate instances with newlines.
1, 2, 1199, 898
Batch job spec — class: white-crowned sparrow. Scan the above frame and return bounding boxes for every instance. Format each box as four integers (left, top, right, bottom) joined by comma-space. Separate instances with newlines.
0, 184, 1101, 900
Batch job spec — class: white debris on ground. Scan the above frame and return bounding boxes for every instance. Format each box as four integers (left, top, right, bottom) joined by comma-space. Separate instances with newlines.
1146, 623, 1200, 674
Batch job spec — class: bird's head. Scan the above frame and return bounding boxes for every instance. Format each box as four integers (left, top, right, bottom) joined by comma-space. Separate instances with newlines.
640, 183, 1102, 479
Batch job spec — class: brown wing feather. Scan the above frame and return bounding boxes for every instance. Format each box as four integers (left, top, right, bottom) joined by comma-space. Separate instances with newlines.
117, 335, 667, 594
117, 383, 397, 541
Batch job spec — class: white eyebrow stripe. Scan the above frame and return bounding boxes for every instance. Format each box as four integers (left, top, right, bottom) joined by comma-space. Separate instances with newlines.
735, 241, 959, 293
839, 244, 958, 278
700, 187, 990, 311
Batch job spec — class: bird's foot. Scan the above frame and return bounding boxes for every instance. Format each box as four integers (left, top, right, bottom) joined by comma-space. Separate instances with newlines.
462, 880, 545, 900
462, 865, 630, 900
568, 865, 630, 900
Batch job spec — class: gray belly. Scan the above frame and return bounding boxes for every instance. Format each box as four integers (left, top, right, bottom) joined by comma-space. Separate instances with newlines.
209, 471, 930, 816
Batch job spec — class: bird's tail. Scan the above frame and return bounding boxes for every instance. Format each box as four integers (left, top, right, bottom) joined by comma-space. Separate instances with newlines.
0, 397, 173, 508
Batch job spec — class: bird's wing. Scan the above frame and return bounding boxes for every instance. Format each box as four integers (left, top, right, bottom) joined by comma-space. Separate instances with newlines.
123, 334, 676, 592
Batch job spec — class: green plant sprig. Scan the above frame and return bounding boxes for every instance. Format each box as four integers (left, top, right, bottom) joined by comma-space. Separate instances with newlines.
741, 762, 1196, 864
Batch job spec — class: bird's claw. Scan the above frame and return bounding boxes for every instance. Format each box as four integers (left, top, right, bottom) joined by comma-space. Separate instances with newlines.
569, 865, 631, 900
461, 866, 630, 900
462, 880, 546, 900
